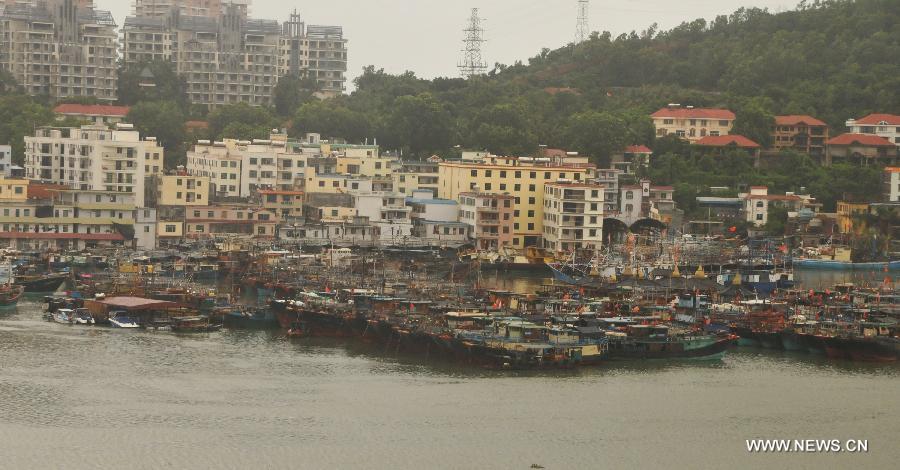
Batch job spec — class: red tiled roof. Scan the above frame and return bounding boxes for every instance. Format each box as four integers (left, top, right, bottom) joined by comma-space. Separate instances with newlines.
54, 104, 130, 117
884, 167, 900, 173
27, 183, 69, 200
775, 115, 827, 127
0, 232, 125, 240
826, 133, 895, 147
624, 145, 652, 154
696, 135, 761, 149
852, 114, 900, 126
651, 107, 735, 120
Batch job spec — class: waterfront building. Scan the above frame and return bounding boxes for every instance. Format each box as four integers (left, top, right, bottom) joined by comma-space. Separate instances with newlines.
24, 124, 165, 207
155, 174, 211, 206
0, 0, 118, 101
846, 113, 900, 147
184, 204, 278, 239
351, 191, 413, 244
411, 220, 470, 246
587, 168, 621, 215
258, 189, 303, 219
541, 182, 604, 253
406, 190, 459, 223
439, 154, 594, 247
0, 182, 155, 250
836, 201, 871, 234
771, 115, 829, 156
458, 191, 515, 250
824, 133, 898, 166
122, 5, 347, 107
651, 105, 735, 142
618, 180, 676, 227
741, 186, 804, 227
393, 161, 440, 197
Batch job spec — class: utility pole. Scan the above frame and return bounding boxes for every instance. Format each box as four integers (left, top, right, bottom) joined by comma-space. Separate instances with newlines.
458, 8, 487, 78
575, 0, 590, 44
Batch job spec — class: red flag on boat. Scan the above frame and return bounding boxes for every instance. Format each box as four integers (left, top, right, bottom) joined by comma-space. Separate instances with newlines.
728, 226, 737, 233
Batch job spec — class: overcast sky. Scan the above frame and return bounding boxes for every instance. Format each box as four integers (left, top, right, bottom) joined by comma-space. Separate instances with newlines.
97, 0, 795, 86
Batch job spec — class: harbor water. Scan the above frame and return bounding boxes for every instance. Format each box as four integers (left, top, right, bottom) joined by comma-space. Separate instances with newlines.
1, 295, 898, 469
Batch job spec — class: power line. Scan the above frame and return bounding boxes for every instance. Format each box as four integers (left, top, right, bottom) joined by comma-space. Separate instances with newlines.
575, 0, 590, 43
458, 8, 487, 79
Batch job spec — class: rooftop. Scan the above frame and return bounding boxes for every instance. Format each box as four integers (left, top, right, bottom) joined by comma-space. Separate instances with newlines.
696, 135, 761, 149
651, 107, 736, 120
850, 113, 900, 126
624, 145, 653, 154
775, 115, 828, 127
54, 104, 130, 117
826, 133, 896, 147
405, 197, 458, 206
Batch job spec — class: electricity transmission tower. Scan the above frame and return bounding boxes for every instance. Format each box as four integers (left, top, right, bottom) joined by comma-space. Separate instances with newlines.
575, 0, 590, 43
458, 8, 487, 78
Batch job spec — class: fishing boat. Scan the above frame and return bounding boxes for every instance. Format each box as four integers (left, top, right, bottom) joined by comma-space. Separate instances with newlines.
792, 259, 900, 270
109, 311, 140, 328
15, 273, 69, 293
0, 284, 23, 307
170, 316, 222, 333
223, 307, 278, 329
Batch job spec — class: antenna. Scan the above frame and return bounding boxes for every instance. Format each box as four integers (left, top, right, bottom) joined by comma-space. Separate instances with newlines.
458, 8, 487, 78
575, 0, 590, 43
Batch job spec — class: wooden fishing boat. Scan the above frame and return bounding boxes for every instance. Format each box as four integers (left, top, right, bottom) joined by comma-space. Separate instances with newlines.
0, 284, 23, 307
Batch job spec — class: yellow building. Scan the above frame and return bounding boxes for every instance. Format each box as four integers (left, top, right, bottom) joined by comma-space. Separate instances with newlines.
438, 155, 594, 247
158, 175, 210, 206
0, 178, 28, 201
158, 221, 185, 241
651, 106, 735, 142
259, 189, 304, 219
836, 201, 870, 234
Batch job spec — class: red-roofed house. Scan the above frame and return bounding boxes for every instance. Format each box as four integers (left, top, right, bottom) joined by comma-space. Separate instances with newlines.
611, 145, 653, 174
771, 115, 829, 156
54, 104, 131, 126
825, 133, 898, 166
695, 135, 762, 159
651, 105, 735, 142
846, 114, 900, 148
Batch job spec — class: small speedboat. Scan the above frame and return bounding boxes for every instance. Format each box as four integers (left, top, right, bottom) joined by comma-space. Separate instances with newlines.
52, 309, 75, 325
73, 308, 95, 325
109, 311, 140, 328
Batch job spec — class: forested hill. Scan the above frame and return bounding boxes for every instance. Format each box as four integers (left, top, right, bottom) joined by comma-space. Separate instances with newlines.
297, 0, 898, 160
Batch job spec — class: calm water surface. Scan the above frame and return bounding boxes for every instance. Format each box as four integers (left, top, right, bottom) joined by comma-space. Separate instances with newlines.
1, 295, 898, 469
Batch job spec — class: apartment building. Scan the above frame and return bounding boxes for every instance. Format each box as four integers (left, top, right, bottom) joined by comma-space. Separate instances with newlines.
0, 145, 11, 177
587, 168, 621, 215
771, 115, 829, 156
157, 174, 210, 206
393, 161, 440, 197
884, 167, 900, 203
122, 6, 347, 107
458, 192, 515, 250
542, 182, 604, 253
184, 204, 278, 238
351, 191, 413, 243
651, 105, 735, 142
0, 0, 118, 101
741, 186, 803, 227
438, 154, 594, 247
0, 181, 155, 250
258, 189, 303, 219
846, 114, 900, 147
23, 124, 164, 207
132, 0, 249, 18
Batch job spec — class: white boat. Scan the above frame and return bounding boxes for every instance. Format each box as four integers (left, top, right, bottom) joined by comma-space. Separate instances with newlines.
52, 309, 75, 325
109, 311, 140, 328
73, 308, 95, 325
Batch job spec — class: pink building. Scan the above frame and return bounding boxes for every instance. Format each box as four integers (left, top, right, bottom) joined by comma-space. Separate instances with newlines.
459, 192, 515, 250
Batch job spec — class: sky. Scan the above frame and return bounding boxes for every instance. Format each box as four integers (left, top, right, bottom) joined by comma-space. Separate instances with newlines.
96, 0, 795, 86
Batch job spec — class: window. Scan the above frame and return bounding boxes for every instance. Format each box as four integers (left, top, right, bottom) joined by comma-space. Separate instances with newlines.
719, 120, 729, 126
144, 226, 150, 233
484, 183, 492, 190
756, 214, 764, 221
499, 184, 506, 190
485, 170, 492, 177
515, 171, 521, 178
528, 185, 536, 192
626, 191, 634, 200
756, 201, 764, 208
625, 204, 634, 212
470, 169, 478, 177
527, 223, 534, 230
591, 203, 598, 211
165, 225, 176, 233
527, 210, 535, 217
500, 171, 506, 178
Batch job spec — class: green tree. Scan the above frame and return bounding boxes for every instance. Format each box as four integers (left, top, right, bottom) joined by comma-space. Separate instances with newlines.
564, 111, 628, 166
467, 101, 538, 156
117, 60, 188, 107
273, 74, 319, 117
384, 93, 453, 157
291, 100, 371, 142
207, 103, 280, 141
127, 101, 188, 169
0, 94, 54, 164
732, 101, 774, 148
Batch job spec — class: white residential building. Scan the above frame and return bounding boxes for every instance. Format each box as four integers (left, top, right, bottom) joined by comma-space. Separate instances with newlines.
351, 191, 413, 243
542, 182, 604, 253
846, 114, 900, 147
0, 145, 11, 177
24, 125, 164, 207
